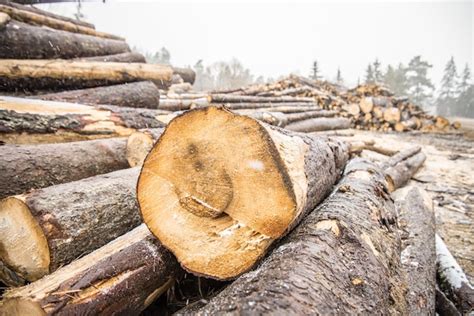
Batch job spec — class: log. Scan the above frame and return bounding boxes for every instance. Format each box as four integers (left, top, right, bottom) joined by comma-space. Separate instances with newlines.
137, 107, 349, 279
239, 110, 288, 127
36, 81, 161, 109
383, 107, 401, 124
209, 102, 319, 110
76, 52, 146, 63
285, 117, 351, 132
0, 11, 9, 28
0, 96, 167, 143
436, 234, 474, 313
359, 97, 374, 113
173, 67, 196, 85
0, 0, 95, 29
385, 151, 426, 192
342, 103, 360, 116
0, 60, 173, 92
209, 94, 314, 103
285, 110, 337, 123
394, 186, 436, 315
159, 97, 209, 111
0, 20, 130, 60
126, 128, 164, 167
0, 224, 180, 315
185, 159, 407, 314
0, 167, 142, 285
0, 4, 123, 40
0, 137, 130, 199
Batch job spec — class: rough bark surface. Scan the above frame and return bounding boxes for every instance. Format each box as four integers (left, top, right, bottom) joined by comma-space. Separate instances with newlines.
0, 137, 129, 199
385, 152, 426, 192
0, 59, 173, 92
285, 117, 351, 132
185, 159, 406, 315
394, 185, 436, 315
76, 52, 146, 63
173, 67, 196, 84
1, 225, 180, 316
36, 81, 160, 109
0, 168, 142, 283
0, 20, 129, 59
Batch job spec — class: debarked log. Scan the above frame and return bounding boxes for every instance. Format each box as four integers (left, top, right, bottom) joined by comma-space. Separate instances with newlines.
0, 224, 180, 316
36, 81, 160, 109
0, 167, 142, 286
137, 106, 350, 279
184, 159, 407, 315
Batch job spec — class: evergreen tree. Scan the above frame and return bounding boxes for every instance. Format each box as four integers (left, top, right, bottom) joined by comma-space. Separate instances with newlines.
458, 63, 472, 94
159, 47, 171, 65
383, 63, 408, 96
437, 57, 459, 115
310, 61, 321, 80
365, 64, 375, 84
455, 85, 474, 118
406, 56, 435, 106
336, 68, 343, 84
373, 59, 383, 83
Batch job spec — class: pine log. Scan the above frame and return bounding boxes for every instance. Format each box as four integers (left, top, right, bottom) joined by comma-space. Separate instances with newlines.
385, 151, 426, 192
238, 110, 288, 127
284, 110, 337, 123
285, 117, 351, 132
0, 137, 131, 199
0, 167, 142, 286
137, 107, 349, 280
0, 0, 95, 29
0, 4, 123, 40
76, 52, 146, 63
126, 128, 164, 167
209, 94, 314, 103
436, 234, 474, 314
342, 103, 360, 116
208, 102, 319, 110
173, 67, 196, 85
167, 92, 207, 99
0, 96, 167, 143
36, 81, 160, 109
394, 186, 436, 315
360, 97, 374, 113
185, 159, 407, 315
0, 224, 180, 315
159, 97, 209, 111
0, 20, 130, 60
383, 107, 401, 124
0, 60, 173, 92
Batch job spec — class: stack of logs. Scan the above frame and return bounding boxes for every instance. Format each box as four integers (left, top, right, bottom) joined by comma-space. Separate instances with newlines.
0, 2, 472, 316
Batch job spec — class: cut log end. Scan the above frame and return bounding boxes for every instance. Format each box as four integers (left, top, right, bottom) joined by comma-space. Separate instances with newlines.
126, 131, 155, 167
137, 107, 305, 279
0, 197, 49, 284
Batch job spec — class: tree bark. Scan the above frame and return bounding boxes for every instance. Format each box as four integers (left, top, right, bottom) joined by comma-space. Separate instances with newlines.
209, 94, 314, 103
0, 20, 129, 60
76, 52, 146, 63
0, 4, 123, 39
0, 137, 130, 199
436, 234, 474, 314
0, 59, 173, 92
184, 159, 407, 315
126, 128, 164, 167
284, 110, 337, 123
173, 67, 196, 85
208, 102, 320, 110
0, 96, 167, 143
137, 107, 349, 280
385, 152, 426, 192
394, 185, 436, 315
285, 117, 351, 132
0, 167, 142, 286
0, 0, 95, 29
36, 81, 161, 109
0, 224, 180, 316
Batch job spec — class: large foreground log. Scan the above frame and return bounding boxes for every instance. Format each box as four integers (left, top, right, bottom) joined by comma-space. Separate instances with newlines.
0, 224, 180, 315
394, 185, 436, 315
0, 4, 122, 39
285, 117, 351, 132
186, 159, 407, 314
436, 234, 474, 314
0, 137, 130, 199
36, 81, 160, 109
76, 52, 146, 63
0, 168, 141, 285
0, 60, 173, 92
137, 107, 349, 279
0, 96, 167, 143
0, 19, 129, 60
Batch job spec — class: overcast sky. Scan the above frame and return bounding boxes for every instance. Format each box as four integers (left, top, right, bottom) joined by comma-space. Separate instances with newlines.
41, 1, 473, 87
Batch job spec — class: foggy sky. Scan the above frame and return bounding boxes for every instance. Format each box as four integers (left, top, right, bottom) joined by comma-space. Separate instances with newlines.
42, 1, 473, 87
